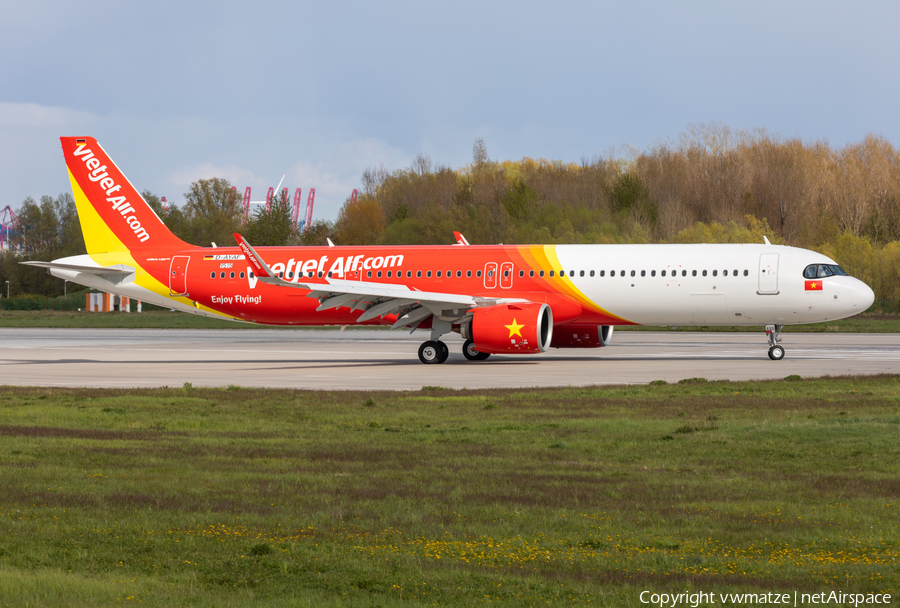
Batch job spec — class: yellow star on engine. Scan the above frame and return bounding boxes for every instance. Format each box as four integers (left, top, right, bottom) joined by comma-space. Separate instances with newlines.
505, 318, 524, 338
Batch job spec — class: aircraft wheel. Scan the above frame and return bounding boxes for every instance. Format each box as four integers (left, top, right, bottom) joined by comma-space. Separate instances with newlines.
419, 341, 446, 364
463, 339, 491, 361
437, 340, 450, 363
768, 345, 785, 361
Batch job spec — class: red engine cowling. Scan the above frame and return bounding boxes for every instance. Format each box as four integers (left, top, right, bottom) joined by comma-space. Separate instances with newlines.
463, 302, 553, 354
550, 325, 614, 348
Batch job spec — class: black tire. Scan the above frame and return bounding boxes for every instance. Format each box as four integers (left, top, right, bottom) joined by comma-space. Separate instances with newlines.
463, 339, 491, 361
768, 345, 785, 360
419, 341, 445, 364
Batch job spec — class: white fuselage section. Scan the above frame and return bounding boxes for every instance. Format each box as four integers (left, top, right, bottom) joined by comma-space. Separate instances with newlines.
553, 244, 873, 326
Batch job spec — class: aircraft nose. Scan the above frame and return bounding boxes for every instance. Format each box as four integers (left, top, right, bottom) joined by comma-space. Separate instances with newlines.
854, 279, 875, 311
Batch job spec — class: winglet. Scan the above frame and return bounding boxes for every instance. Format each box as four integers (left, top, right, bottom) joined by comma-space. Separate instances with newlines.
763, 235, 771, 245
453, 231, 470, 246
233, 233, 273, 278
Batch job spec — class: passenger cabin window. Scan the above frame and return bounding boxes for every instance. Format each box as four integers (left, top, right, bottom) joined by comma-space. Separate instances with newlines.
367, 271, 372, 278
712, 270, 717, 277
519, 270, 525, 277
692, 270, 697, 276
682, 270, 687, 277
743, 269, 748, 276
733, 269, 738, 276
529, 270, 535, 277
723, 270, 728, 276
230, 272, 235, 279
240, 272, 245, 279
476, 270, 482, 277
210, 272, 215, 279
539, 270, 544, 277
702, 270, 707, 277
549, 271, 554, 277
661, 270, 666, 277
631, 270, 636, 277
417, 271, 422, 277
436, 271, 442, 277
467, 270, 472, 277
641, 270, 646, 277
651, 270, 656, 277
599, 270, 605, 277
427, 271, 432, 277
590, 270, 595, 277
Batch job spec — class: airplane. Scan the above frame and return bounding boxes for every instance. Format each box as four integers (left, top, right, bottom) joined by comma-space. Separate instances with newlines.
24, 136, 875, 364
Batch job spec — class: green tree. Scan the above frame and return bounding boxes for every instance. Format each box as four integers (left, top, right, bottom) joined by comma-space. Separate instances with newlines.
181, 178, 242, 247
244, 189, 296, 246
144, 190, 188, 241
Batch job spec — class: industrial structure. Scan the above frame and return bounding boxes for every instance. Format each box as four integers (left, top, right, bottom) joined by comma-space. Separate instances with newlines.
0, 205, 19, 250
232, 184, 316, 232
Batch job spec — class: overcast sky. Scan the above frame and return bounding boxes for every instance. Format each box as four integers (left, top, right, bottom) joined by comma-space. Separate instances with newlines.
2, 0, 898, 222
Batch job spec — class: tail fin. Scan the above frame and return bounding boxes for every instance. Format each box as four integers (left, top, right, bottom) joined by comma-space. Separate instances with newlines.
61, 136, 188, 254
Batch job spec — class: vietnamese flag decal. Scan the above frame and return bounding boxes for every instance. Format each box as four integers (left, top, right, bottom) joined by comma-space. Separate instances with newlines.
805, 280, 823, 291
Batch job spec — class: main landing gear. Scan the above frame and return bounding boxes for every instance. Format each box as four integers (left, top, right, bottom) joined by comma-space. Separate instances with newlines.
417, 340, 492, 364
462, 339, 491, 361
766, 324, 785, 360
418, 340, 449, 364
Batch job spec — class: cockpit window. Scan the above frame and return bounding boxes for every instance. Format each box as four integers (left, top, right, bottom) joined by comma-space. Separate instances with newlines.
803, 264, 848, 279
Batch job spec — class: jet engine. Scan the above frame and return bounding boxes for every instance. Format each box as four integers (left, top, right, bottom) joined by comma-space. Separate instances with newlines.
461, 302, 553, 354
550, 325, 614, 348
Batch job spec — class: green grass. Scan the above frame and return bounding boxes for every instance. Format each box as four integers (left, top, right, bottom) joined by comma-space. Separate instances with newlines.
2, 309, 900, 332
1, 377, 898, 606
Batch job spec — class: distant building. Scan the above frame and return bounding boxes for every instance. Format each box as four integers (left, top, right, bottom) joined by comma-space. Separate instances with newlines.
86, 292, 142, 312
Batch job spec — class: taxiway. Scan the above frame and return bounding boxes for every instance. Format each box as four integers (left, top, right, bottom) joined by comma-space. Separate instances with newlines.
1, 328, 897, 389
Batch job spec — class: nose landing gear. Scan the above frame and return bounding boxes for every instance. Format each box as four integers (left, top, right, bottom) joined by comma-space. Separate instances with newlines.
766, 324, 785, 360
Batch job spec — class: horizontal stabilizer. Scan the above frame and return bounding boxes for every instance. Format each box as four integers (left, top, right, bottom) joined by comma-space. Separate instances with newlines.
20, 261, 135, 277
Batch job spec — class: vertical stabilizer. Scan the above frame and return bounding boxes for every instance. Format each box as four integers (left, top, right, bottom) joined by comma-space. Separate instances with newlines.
60, 136, 188, 254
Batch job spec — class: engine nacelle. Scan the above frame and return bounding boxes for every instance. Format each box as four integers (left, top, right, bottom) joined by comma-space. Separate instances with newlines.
550, 325, 614, 348
462, 302, 553, 354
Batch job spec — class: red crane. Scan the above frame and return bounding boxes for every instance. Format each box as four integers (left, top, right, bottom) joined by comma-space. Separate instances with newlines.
265, 187, 274, 213
292, 188, 302, 228
0, 205, 19, 250
304, 189, 315, 233
242, 187, 251, 224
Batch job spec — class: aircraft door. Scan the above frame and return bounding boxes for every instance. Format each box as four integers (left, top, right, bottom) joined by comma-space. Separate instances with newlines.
758, 253, 779, 294
500, 262, 514, 289
169, 255, 190, 296
484, 262, 498, 289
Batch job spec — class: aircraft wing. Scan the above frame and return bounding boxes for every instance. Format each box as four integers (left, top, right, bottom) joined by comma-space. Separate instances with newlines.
233, 233, 524, 329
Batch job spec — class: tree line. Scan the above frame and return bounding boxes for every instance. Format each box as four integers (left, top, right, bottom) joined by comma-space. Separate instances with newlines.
4, 123, 900, 305
332, 126, 900, 303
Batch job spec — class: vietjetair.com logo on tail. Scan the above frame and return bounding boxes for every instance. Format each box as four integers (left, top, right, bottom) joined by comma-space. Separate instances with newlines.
71, 140, 150, 243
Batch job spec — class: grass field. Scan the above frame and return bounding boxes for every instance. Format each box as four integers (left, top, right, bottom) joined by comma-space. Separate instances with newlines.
0, 377, 897, 606
2, 308, 900, 333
